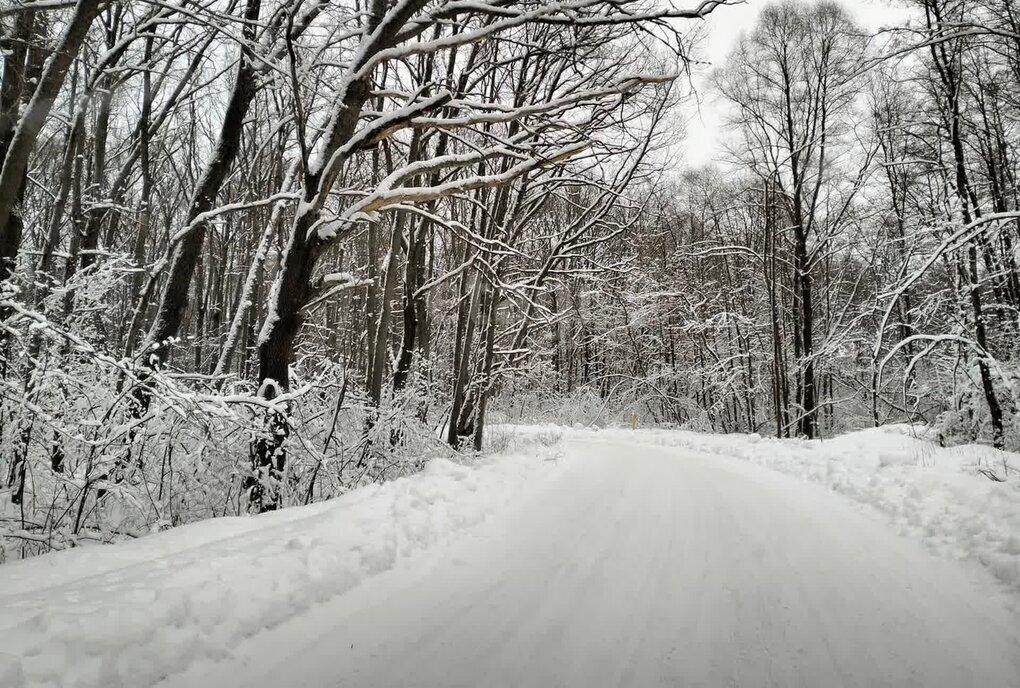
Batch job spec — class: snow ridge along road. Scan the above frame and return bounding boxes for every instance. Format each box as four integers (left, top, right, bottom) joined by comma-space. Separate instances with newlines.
164, 435, 1020, 688
4, 431, 1020, 687
0, 439, 565, 688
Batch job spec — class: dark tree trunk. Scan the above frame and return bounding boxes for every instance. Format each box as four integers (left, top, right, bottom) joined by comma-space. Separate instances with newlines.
927, 2, 1006, 448
144, 0, 262, 366
472, 284, 499, 451
0, 0, 106, 285
447, 274, 482, 447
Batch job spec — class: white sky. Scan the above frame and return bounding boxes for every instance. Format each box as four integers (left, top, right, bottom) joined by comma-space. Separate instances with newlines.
679, 0, 917, 168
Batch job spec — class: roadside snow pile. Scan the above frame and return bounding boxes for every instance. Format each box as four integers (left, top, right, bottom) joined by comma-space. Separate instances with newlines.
593, 425, 1020, 594
0, 445, 563, 688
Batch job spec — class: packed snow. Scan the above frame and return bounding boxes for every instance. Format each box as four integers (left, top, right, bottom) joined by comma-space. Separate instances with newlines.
2, 425, 1019, 687
582, 424, 1020, 594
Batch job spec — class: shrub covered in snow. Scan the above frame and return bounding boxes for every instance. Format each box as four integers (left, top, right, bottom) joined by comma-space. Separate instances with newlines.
0, 303, 457, 563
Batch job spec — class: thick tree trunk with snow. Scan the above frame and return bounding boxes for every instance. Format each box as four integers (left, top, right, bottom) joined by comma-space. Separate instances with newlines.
368, 215, 403, 405
392, 220, 425, 393
447, 274, 482, 447
0, 0, 105, 285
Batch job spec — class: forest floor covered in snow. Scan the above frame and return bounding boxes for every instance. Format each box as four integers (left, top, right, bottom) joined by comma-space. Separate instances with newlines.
1, 425, 1019, 687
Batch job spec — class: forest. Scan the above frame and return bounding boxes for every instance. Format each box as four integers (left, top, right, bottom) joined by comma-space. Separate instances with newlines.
1, 0, 1017, 559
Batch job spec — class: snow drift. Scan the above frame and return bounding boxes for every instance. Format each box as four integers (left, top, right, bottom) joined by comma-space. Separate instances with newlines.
0, 438, 564, 688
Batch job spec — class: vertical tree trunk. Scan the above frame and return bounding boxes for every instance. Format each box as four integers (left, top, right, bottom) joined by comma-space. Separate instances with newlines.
929, 7, 1006, 448
128, 33, 154, 316
392, 218, 424, 393
795, 225, 817, 438
447, 273, 482, 447
213, 163, 296, 380
472, 284, 499, 451
143, 0, 262, 367
368, 215, 402, 405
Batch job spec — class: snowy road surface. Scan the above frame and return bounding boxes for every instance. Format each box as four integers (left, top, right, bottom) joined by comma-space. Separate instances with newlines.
165, 438, 1020, 688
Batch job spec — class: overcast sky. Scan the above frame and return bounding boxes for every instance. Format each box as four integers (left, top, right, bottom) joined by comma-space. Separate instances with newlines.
679, 0, 917, 168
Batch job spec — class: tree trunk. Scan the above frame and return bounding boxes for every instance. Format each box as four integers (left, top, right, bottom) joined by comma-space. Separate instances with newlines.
143, 0, 262, 365
0, 0, 106, 285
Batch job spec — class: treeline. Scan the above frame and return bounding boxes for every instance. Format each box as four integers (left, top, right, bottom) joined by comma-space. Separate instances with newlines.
0, 0, 716, 556
3, 0, 1016, 560
533, 0, 1020, 448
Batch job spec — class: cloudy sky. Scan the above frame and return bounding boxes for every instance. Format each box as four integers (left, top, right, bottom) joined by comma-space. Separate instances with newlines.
680, 0, 917, 168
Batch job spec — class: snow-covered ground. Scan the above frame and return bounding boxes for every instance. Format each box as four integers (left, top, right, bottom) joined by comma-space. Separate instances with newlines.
2, 425, 1019, 687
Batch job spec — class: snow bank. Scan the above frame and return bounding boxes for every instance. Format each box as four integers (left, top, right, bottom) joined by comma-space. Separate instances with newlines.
0, 445, 563, 688
583, 425, 1020, 595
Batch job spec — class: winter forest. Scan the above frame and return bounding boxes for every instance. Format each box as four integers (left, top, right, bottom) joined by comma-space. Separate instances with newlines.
1, 0, 1018, 559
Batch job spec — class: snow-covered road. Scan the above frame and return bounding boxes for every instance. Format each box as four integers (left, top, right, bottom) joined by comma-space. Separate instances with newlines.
164, 438, 1020, 688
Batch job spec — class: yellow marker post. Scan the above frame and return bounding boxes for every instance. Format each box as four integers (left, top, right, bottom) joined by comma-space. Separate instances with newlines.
630, 412, 638, 430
